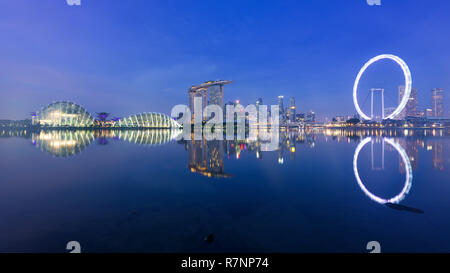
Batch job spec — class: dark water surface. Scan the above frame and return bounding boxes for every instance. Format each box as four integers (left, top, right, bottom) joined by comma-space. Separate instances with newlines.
0, 128, 449, 253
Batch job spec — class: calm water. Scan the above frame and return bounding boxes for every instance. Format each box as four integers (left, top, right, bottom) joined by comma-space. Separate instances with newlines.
0, 128, 449, 253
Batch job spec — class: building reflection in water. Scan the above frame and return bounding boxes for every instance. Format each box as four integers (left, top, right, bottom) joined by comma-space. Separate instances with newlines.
398, 138, 420, 173
28, 129, 182, 157
431, 141, 444, 171
33, 130, 95, 157
184, 136, 232, 178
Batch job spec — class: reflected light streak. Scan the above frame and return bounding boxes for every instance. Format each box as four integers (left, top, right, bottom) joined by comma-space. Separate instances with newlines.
353, 137, 413, 204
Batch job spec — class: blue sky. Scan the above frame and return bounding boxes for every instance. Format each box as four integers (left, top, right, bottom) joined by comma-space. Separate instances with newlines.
0, 0, 449, 120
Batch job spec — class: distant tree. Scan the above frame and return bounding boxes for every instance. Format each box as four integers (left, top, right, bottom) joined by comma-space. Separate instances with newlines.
346, 118, 360, 125
96, 112, 110, 121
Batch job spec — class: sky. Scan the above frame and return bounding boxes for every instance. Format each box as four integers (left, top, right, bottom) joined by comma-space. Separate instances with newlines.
0, 0, 449, 120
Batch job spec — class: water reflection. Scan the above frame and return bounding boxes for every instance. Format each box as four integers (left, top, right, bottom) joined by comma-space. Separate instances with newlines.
33, 130, 95, 157
183, 138, 232, 178
1, 128, 447, 173
1, 127, 448, 252
431, 141, 444, 171
21, 129, 182, 157
353, 137, 413, 204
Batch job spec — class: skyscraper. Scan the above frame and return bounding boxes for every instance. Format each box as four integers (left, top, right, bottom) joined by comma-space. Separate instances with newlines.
256, 98, 263, 124
306, 111, 315, 123
398, 86, 418, 118
278, 96, 285, 121
289, 97, 296, 123
431, 88, 444, 117
209, 85, 225, 108
188, 80, 232, 123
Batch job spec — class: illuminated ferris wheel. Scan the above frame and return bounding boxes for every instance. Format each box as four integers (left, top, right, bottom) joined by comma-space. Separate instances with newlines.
353, 54, 412, 120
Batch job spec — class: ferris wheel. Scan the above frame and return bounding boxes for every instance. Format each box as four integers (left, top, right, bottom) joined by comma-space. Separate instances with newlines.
353, 54, 412, 120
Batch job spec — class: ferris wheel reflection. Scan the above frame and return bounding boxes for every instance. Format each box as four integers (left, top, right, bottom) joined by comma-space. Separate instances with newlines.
353, 137, 413, 204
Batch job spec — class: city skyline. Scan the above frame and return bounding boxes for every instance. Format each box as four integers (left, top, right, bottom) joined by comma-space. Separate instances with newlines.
2, 0, 450, 257
1, 1, 450, 121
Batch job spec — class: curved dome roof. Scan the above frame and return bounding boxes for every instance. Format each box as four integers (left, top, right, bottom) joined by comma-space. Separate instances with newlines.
115, 129, 182, 145
35, 101, 94, 127
115, 112, 181, 128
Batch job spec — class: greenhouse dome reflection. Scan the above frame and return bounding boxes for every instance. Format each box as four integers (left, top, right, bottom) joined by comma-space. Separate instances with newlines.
31, 129, 182, 157
32, 130, 95, 157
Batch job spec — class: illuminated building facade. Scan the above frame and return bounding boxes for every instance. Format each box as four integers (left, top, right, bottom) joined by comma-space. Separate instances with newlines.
278, 96, 285, 122
188, 80, 232, 123
256, 98, 263, 124
115, 113, 181, 128
399, 86, 418, 118
289, 97, 296, 123
431, 88, 444, 117
306, 111, 316, 123
384, 107, 396, 118
33, 101, 95, 127
33, 102, 180, 128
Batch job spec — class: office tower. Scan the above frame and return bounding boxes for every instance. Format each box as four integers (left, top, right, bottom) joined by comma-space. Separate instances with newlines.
398, 86, 418, 118
188, 88, 207, 123
289, 97, 296, 123
426, 108, 433, 117
256, 98, 263, 108
306, 111, 315, 122
384, 107, 396, 118
208, 85, 224, 108
431, 88, 444, 117
256, 98, 263, 123
278, 96, 285, 121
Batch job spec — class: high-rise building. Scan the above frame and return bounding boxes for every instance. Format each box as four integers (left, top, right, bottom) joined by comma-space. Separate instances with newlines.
431, 88, 444, 117
256, 98, 263, 108
188, 80, 232, 123
384, 107, 396, 118
398, 86, 418, 118
208, 85, 224, 107
256, 98, 263, 123
289, 97, 296, 123
278, 96, 285, 121
306, 111, 315, 123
